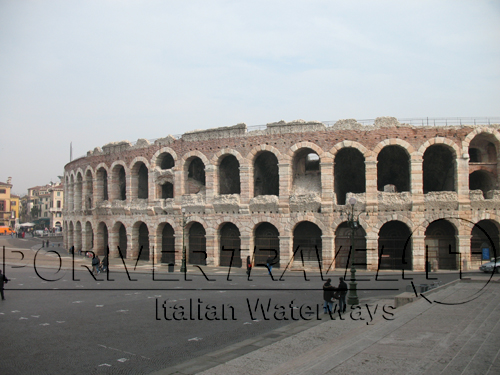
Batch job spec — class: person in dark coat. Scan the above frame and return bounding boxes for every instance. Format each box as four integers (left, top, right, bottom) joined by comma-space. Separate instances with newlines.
246, 256, 252, 276
323, 278, 337, 314
92, 255, 100, 275
101, 255, 109, 272
338, 277, 348, 313
0, 270, 9, 300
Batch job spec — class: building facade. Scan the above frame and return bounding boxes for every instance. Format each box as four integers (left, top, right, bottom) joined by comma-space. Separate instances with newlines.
62, 117, 500, 271
28, 182, 63, 229
0, 178, 16, 227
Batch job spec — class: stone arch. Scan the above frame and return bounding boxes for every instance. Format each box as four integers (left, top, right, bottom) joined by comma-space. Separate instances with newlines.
334, 221, 367, 269
132, 221, 150, 261
130, 159, 149, 199
418, 137, 461, 159
470, 219, 500, 266
378, 220, 413, 270
333, 147, 366, 205
376, 144, 411, 192
112, 221, 128, 258
182, 153, 208, 195
219, 222, 242, 267
373, 138, 415, 157
246, 144, 287, 164
290, 146, 322, 196
217, 153, 241, 195
252, 150, 280, 197
95, 164, 110, 202
96, 221, 109, 256
424, 219, 458, 270
462, 127, 500, 157
110, 161, 129, 201
151, 147, 178, 169
75, 221, 83, 252
84, 221, 94, 251
293, 221, 323, 262
253, 222, 280, 267
329, 140, 373, 160
288, 141, 325, 158
157, 221, 176, 264
421, 141, 458, 193
188, 222, 206, 265
84, 168, 94, 209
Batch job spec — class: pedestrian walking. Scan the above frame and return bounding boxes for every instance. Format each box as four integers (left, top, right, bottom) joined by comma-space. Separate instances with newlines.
101, 255, 108, 272
246, 256, 252, 276
338, 277, 348, 313
0, 270, 9, 300
266, 255, 274, 274
92, 255, 100, 275
46, 240, 49, 247
323, 278, 336, 314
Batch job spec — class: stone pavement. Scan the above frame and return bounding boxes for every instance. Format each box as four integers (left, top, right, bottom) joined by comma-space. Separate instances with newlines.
179, 279, 500, 375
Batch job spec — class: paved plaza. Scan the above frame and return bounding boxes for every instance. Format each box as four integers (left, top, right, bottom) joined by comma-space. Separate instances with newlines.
1, 236, 498, 374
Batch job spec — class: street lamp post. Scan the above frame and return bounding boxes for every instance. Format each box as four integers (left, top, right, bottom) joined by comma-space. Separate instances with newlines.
343, 197, 366, 306
180, 208, 187, 273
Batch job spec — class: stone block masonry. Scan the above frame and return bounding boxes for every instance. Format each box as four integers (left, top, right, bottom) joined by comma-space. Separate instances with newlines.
63, 117, 500, 272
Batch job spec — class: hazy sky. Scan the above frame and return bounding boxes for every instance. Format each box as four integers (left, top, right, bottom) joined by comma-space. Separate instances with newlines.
1, 0, 499, 195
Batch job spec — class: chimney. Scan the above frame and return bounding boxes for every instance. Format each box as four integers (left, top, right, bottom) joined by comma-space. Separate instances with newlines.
7, 177, 12, 185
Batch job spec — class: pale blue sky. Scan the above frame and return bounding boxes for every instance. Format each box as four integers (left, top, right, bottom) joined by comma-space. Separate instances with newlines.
1, 0, 499, 194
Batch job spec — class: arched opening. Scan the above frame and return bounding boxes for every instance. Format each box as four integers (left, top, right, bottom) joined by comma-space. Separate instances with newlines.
68, 222, 74, 249
112, 165, 126, 201
96, 168, 108, 202
84, 170, 93, 209
188, 222, 206, 265
469, 148, 482, 163
292, 148, 321, 195
425, 220, 457, 270
471, 220, 499, 265
85, 221, 93, 251
293, 221, 322, 263
334, 148, 365, 205
158, 152, 175, 170
378, 221, 412, 270
160, 223, 175, 264
186, 157, 206, 194
469, 170, 496, 198
75, 173, 83, 210
254, 223, 280, 267
469, 134, 498, 163
335, 222, 367, 270
377, 145, 410, 192
117, 223, 127, 258
132, 162, 148, 199
423, 145, 455, 193
160, 182, 174, 199
219, 223, 241, 267
75, 221, 82, 252
97, 222, 108, 256
134, 222, 149, 261
219, 155, 240, 195
254, 151, 279, 196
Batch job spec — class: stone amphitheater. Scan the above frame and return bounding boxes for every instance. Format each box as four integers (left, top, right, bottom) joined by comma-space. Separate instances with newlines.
62, 116, 500, 271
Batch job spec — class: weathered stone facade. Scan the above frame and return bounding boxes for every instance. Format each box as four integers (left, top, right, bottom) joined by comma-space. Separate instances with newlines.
63, 118, 500, 271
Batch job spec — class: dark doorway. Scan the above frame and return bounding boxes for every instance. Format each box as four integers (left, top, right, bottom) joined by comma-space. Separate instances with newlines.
378, 221, 412, 270
335, 222, 367, 270
334, 148, 365, 205
189, 223, 206, 265
293, 221, 322, 262
161, 224, 175, 264
219, 223, 241, 267
254, 223, 280, 267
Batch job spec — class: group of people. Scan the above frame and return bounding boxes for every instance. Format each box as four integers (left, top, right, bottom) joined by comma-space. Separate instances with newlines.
323, 277, 348, 315
91, 254, 108, 275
